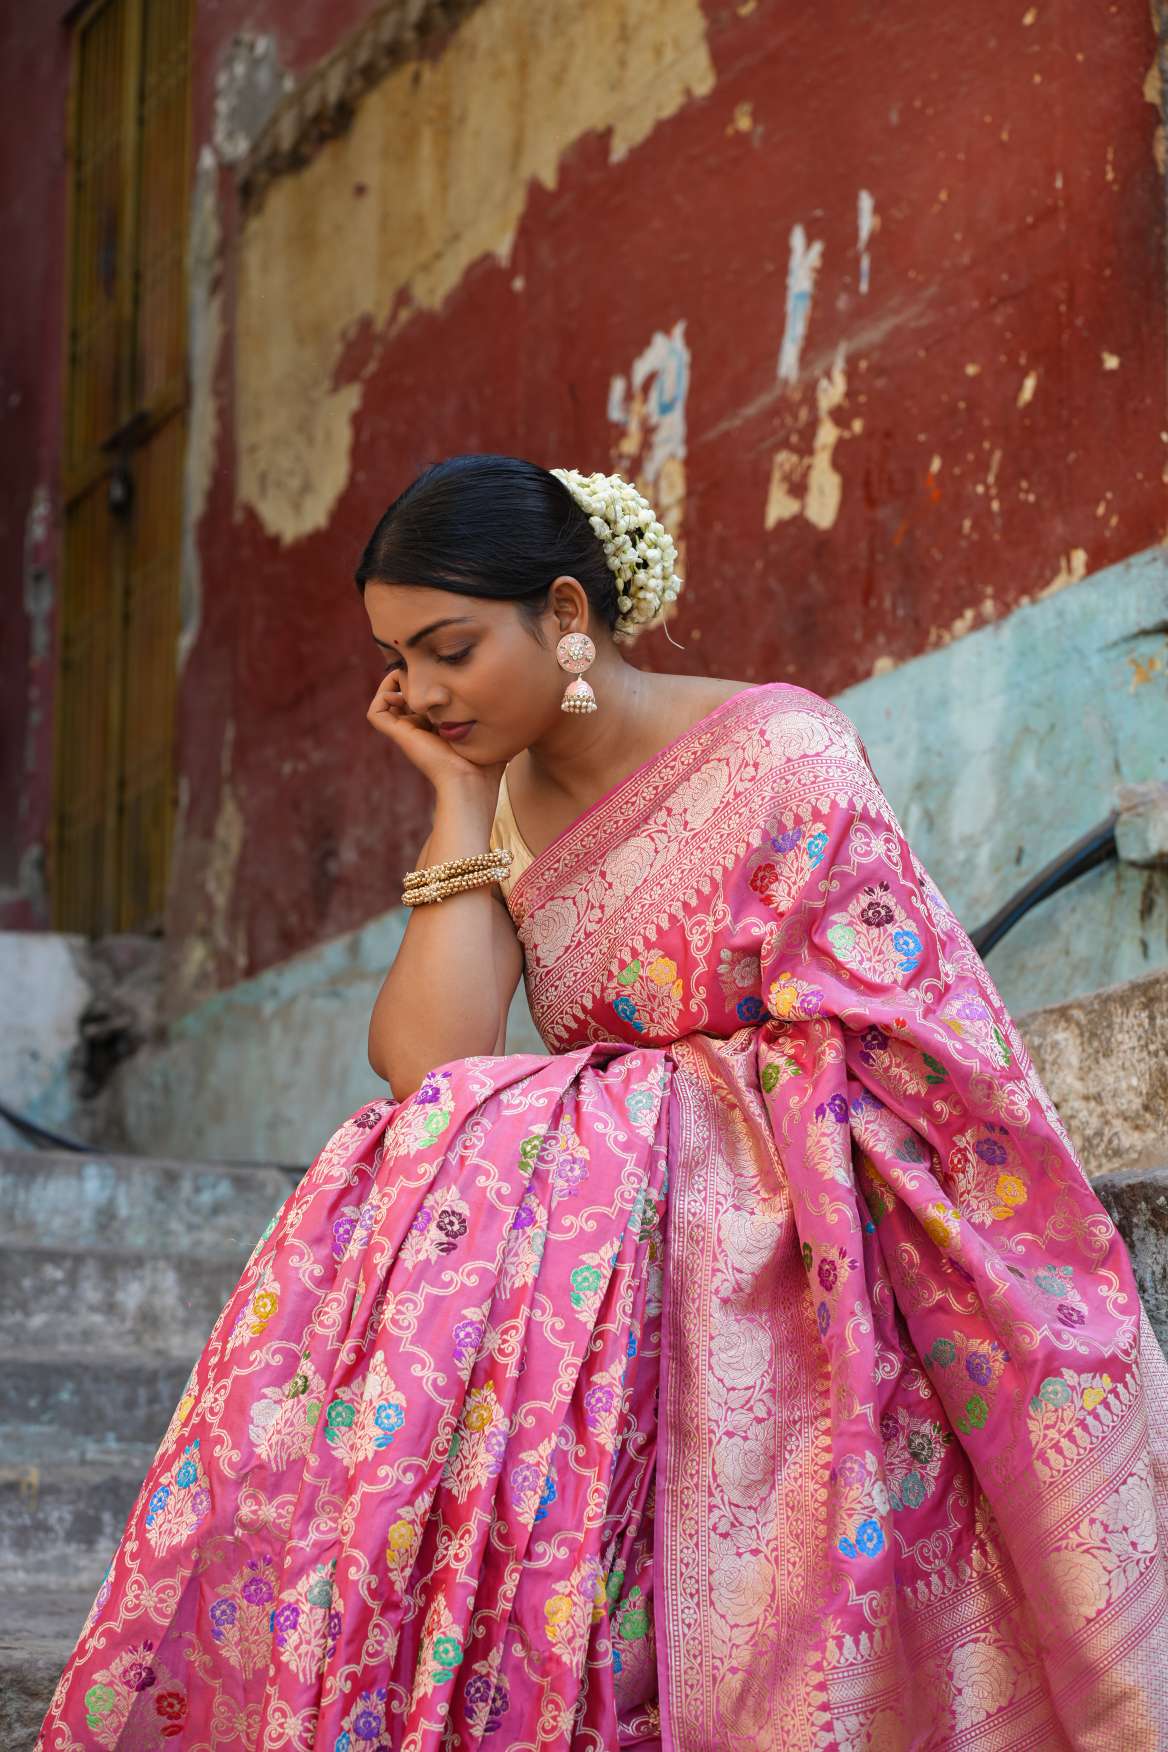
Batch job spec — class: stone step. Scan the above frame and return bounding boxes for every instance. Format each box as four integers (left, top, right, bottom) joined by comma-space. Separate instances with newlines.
0, 1347, 192, 1450
0, 1146, 293, 1252
1093, 1163, 1168, 1353
0, 1586, 97, 1747
0, 1414, 163, 1474
0, 1241, 248, 1355
0, 1454, 149, 1585
1018, 967, 1168, 1183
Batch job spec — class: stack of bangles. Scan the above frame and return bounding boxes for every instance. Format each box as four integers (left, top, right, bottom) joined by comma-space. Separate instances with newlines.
401, 847, 514, 906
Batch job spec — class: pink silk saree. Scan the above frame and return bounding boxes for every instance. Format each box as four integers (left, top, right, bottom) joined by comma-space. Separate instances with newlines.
38, 681, 1168, 1751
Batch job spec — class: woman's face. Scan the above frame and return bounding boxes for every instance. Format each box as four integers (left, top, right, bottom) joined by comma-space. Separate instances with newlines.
363, 580, 577, 761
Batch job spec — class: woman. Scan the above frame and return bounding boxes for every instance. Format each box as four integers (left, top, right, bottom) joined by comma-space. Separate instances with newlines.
38, 455, 1168, 1750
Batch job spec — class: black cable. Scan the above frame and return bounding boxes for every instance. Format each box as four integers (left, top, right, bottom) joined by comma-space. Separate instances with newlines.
0, 1095, 303, 1176
968, 814, 1119, 958
0, 1097, 92, 1152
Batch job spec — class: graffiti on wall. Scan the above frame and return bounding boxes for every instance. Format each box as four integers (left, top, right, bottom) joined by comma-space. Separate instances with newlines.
777, 221, 825, 384
608, 319, 691, 591
766, 203, 873, 533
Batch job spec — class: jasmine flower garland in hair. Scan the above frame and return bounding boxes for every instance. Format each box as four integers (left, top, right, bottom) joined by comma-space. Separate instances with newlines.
550, 468, 684, 641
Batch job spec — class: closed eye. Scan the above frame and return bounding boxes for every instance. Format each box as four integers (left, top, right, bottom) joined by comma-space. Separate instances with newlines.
383, 647, 473, 673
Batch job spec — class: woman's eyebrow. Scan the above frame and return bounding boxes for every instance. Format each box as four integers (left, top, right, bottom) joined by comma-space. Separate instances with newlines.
372, 617, 475, 652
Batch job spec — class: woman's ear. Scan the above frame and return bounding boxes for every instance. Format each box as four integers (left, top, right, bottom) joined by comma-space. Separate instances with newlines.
546, 574, 591, 634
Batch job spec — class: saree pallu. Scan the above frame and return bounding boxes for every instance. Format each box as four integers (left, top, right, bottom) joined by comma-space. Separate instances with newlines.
38, 681, 1168, 1751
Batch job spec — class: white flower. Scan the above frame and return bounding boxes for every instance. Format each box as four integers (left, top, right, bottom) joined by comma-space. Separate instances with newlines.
549, 466, 684, 640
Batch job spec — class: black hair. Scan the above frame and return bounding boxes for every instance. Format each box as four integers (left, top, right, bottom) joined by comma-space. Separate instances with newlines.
354, 453, 621, 643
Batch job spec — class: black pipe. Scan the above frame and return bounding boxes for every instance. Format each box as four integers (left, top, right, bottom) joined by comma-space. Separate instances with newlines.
0, 1095, 303, 1176
0, 1096, 91, 1152
968, 813, 1119, 958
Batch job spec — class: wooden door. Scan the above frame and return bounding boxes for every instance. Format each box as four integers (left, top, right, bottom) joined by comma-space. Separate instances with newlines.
53, 0, 192, 934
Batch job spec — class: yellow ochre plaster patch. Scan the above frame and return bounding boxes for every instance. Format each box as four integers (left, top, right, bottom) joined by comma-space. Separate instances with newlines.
765, 343, 853, 532
1040, 547, 1089, 598
235, 0, 716, 545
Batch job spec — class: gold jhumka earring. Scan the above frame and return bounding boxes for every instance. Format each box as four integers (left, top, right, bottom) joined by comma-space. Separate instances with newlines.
557, 631, 597, 713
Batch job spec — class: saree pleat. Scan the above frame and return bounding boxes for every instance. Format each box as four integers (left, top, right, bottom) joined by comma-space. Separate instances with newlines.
37, 1047, 673, 1750
38, 680, 1168, 1751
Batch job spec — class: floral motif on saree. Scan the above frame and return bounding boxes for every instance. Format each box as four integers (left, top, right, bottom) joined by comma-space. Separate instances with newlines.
37, 682, 1168, 1752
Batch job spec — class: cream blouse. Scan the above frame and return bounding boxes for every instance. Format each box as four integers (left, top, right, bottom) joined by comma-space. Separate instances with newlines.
488, 767, 536, 901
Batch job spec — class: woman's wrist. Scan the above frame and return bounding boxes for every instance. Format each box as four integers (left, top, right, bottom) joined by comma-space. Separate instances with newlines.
430, 775, 499, 846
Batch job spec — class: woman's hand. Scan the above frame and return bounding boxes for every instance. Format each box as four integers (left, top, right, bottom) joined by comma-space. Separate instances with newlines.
366, 672, 506, 800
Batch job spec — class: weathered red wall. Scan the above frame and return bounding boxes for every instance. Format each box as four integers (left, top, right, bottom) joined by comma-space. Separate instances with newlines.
0, 5, 70, 928
5, 0, 1165, 1016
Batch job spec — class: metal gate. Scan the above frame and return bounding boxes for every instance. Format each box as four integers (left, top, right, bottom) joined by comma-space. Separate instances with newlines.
53, 0, 192, 933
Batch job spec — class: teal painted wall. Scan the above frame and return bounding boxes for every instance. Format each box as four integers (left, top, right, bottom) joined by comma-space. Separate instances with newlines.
836, 545, 1168, 1015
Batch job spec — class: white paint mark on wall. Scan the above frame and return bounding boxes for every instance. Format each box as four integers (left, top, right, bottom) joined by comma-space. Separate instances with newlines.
777, 223, 825, 382
213, 34, 293, 166
857, 188, 877, 296
605, 377, 627, 426
609, 321, 690, 487
1016, 369, 1038, 408
608, 320, 691, 598
23, 484, 52, 663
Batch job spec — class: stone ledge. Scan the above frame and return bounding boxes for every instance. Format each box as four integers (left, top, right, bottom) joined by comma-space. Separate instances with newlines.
1017, 965, 1168, 1179
1093, 1164, 1168, 1353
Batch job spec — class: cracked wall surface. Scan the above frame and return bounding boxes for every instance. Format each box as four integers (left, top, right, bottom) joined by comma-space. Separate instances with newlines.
233, 0, 715, 543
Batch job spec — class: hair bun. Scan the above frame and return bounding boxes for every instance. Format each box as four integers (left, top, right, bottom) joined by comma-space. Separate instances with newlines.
549, 468, 683, 640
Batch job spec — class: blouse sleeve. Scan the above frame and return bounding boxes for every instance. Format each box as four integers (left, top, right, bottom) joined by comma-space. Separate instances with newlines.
489, 770, 535, 902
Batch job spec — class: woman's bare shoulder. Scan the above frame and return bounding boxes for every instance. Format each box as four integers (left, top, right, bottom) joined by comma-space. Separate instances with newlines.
708, 676, 757, 705
658, 674, 757, 713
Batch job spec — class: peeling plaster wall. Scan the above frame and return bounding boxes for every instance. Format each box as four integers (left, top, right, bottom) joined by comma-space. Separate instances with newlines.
233, 0, 715, 544
4, 0, 1167, 1038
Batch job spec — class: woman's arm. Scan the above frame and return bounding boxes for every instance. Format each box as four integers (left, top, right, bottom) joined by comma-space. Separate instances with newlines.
367, 775, 524, 1099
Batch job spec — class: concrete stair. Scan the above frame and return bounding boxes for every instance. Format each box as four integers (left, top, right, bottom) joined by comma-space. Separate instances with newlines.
0, 1147, 297, 1747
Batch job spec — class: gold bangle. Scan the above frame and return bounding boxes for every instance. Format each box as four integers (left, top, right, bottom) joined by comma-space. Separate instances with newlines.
402, 872, 504, 911
402, 864, 509, 906
403, 849, 513, 888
